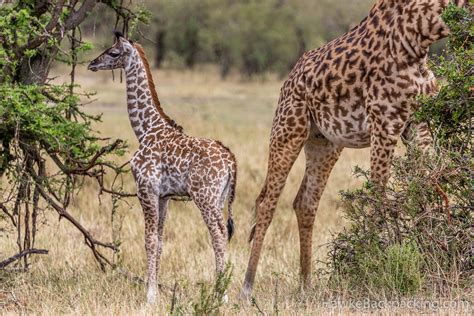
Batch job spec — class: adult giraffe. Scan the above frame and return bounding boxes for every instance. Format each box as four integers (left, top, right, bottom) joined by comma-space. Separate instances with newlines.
88, 34, 237, 304
241, 0, 469, 298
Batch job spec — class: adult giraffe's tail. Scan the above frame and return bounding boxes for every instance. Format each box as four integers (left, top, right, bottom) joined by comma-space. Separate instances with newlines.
248, 182, 266, 243
226, 163, 237, 242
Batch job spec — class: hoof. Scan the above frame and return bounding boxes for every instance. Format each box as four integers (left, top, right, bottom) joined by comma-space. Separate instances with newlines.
222, 293, 229, 304
239, 286, 252, 303
146, 287, 157, 305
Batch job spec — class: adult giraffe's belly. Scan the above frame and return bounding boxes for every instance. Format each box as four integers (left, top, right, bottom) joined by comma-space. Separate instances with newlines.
310, 104, 371, 149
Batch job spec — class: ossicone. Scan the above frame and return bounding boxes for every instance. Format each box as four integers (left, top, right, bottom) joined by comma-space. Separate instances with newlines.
114, 30, 124, 39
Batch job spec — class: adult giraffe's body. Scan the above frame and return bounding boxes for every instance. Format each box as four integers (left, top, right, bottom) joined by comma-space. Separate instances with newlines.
88, 34, 237, 304
241, 0, 469, 298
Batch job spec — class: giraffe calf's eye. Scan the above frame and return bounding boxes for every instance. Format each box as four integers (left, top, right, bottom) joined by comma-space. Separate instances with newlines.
109, 52, 120, 58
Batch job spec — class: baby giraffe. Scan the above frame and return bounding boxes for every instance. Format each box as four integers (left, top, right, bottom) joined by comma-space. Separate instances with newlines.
88, 32, 237, 304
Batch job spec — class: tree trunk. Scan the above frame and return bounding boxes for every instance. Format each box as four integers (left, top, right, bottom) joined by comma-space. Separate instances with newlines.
155, 31, 166, 68
15, 0, 98, 84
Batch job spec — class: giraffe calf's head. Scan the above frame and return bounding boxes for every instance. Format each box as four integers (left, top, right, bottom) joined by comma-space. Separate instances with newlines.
88, 32, 134, 72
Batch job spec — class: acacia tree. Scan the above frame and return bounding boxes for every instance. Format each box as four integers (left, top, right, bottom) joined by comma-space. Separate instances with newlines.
0, 0, 148, 270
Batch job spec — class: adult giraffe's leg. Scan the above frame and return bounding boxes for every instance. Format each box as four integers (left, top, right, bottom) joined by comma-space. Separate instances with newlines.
400, 64, 437, 153
401, 120, 432, 153
241, 92, 309, 299
369, 102, 408, 186
155, 198, 169, 280
293, 136, 342, 290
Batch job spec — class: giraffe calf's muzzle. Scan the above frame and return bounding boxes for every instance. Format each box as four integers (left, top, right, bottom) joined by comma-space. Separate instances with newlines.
87, 60, 99, 72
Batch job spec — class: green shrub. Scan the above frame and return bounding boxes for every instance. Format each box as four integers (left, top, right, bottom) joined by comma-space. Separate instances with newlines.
382, 242, 423, 295
332, 237, 423, 296
192, 264, 233, 315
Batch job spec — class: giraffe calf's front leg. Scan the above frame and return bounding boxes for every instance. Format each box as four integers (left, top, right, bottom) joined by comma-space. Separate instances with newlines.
135, 183, 161, 305
143, 208, 159, 304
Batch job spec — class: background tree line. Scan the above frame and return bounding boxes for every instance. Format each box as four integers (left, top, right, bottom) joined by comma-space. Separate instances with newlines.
84, 0, 448, 78
83, 0, 388, 77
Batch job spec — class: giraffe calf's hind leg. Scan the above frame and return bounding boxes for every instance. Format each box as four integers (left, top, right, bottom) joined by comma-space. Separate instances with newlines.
155, 198, 169, 280
203, 205, 227, 274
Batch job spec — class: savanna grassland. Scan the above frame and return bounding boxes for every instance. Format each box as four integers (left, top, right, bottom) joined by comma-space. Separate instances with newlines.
1, 0, 472, 314
0, 65, 378, 314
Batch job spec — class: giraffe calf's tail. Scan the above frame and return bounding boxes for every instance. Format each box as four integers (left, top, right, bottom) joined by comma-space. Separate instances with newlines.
226, 164, 237, 242
227, 217, 235, 242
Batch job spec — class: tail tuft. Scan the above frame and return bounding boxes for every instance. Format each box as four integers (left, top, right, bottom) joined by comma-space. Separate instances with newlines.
225, 158, 237, 242
227, 218, 235, 241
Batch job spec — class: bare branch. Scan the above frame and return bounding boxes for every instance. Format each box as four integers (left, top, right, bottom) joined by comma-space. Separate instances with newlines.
40, 139, 125, 175
28, 166, 117, 271
0, 249, 48, 269
64, 0, 97, 30
19, 0, 66, 52
0, 202, 16, 226
99, 186, 137, 197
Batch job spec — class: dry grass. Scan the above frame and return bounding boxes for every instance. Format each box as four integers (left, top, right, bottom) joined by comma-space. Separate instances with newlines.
1, 66, 381, 314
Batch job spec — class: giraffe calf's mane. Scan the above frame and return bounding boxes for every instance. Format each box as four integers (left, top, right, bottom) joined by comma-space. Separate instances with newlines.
133, 43, 183, 132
